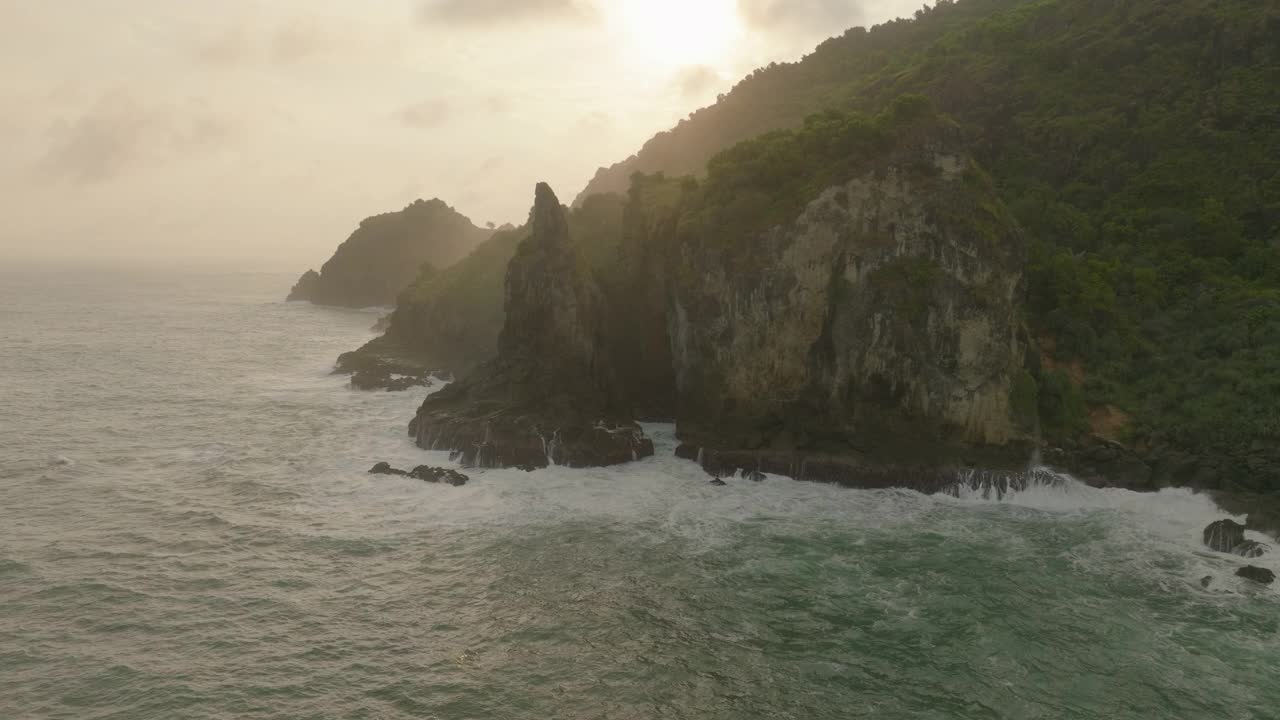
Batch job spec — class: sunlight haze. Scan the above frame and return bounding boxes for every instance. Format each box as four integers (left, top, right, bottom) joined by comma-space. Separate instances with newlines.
0, 0, 919, 269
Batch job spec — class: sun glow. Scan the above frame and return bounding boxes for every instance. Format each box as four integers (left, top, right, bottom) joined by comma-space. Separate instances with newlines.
612, 0, 742, 68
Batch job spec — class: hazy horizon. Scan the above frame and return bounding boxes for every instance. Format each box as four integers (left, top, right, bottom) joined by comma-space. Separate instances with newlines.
0, 0, 920, 271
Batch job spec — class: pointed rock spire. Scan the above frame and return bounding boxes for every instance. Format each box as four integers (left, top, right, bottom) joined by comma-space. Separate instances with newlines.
530, 182, 568, 242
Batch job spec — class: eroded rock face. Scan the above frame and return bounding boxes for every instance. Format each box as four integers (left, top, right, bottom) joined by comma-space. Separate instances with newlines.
669, 132, 1030, 465
1204, 519, 1247, 553
409, 183, 654, 470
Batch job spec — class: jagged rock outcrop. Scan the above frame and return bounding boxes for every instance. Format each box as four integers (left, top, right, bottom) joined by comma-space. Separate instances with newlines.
1232, 540, 1270, 559
1236, 566, 1276, 585
408, 184, 653, 469
1204, 519, 1247, 553
368, 462, 469, 486
334, 340, 439, 392
288, 199, 492, 308
668, 124, 1031, 472
338, 228, 524, 381
1203, 518, 1272, 557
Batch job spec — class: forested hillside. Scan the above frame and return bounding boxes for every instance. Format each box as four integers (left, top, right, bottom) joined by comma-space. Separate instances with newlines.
575, 0, 1280, 490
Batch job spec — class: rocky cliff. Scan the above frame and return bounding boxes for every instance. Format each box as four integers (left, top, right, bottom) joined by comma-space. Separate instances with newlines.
288, 198, 492, 308
401, 106, 1032, 484
666, 117, 1032, 481
566, 0, 1280, 494
408, 184, 653, 469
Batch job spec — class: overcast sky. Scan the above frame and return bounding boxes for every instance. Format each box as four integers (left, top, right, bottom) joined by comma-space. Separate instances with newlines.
0, 0, 919, 270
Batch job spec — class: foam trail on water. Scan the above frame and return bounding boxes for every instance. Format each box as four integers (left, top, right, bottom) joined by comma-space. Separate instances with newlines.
943, 464, 1279, 589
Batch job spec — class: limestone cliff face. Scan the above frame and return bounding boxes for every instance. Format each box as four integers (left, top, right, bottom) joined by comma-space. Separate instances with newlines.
409, 184, 653, 469
287, 199, 491, 308
668, 135, 1030, 465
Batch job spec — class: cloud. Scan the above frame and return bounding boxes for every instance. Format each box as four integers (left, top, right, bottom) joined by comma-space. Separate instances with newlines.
482, 95, 513, 114
569, 111, 617, 140
40, 91, 231, 183
738, 0, 863, 33
420, 0, 599, 26
197, 26, 253, 65
673, 65, 723, 98
397, 99, 453, 129
270, 18, 335, 63
196, 17, 393, 66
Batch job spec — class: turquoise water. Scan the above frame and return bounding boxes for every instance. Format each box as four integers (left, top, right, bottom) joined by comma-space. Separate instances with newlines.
1, 269, 1277, 719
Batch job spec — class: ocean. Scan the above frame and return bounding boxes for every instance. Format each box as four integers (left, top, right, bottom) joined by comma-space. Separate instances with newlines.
1, 268, 1277, 719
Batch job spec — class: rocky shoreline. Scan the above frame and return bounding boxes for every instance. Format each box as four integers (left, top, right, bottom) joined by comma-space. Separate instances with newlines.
328, 112, 1277, 570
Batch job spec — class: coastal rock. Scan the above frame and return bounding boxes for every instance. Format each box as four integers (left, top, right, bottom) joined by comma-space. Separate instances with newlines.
287, 270, 322, 302
678, 442, 1057, 497
351, 369, 434, 392
1235, 566, 1276, 585
1232, 540, 1270, 559
287, 199, 492, 308
409, 183, 654, 469
1204, 519, 1246, 553
409, 466, 469, 487
368, 462, 469, 486
356, 227, 525, 379
668, 122, 1031, 467
336, 340, 439, 392
369, 462, 408, 476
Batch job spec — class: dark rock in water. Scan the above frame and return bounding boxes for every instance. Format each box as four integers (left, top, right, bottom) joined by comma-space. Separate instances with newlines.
408, 466, 469, 487
1200, 575, 1213, 589
416, 412, 653, 470
676, 442, 1055, 497
1232, 540, 1270, 559
337, 340, 439, 392
709, 479, 727, 487
1204, 519, 1246, 553
351, 368, 434, 393
1235, 566, 1276, 585
410, 183, 654, 469
369, 462, 408, 476
368, 462, 467, 486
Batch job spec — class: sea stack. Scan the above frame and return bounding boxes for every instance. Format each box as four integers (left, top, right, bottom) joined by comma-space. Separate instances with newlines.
408, 183, 653, 469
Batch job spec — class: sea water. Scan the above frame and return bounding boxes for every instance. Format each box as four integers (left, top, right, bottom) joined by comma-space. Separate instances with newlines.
1, 268, 1277, 719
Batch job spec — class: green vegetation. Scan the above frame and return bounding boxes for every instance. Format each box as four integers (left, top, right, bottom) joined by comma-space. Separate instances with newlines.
868, 255, 949, 328
684, 97, 945, 244
385, 193, 630, 374
299, 198, 491, 308
1010, 370, 1041, 432
581, 0, 1280, 488
1037, 370, 1089, 440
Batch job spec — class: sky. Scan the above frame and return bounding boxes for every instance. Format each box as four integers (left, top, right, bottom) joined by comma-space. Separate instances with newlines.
0, 0, 920, 270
